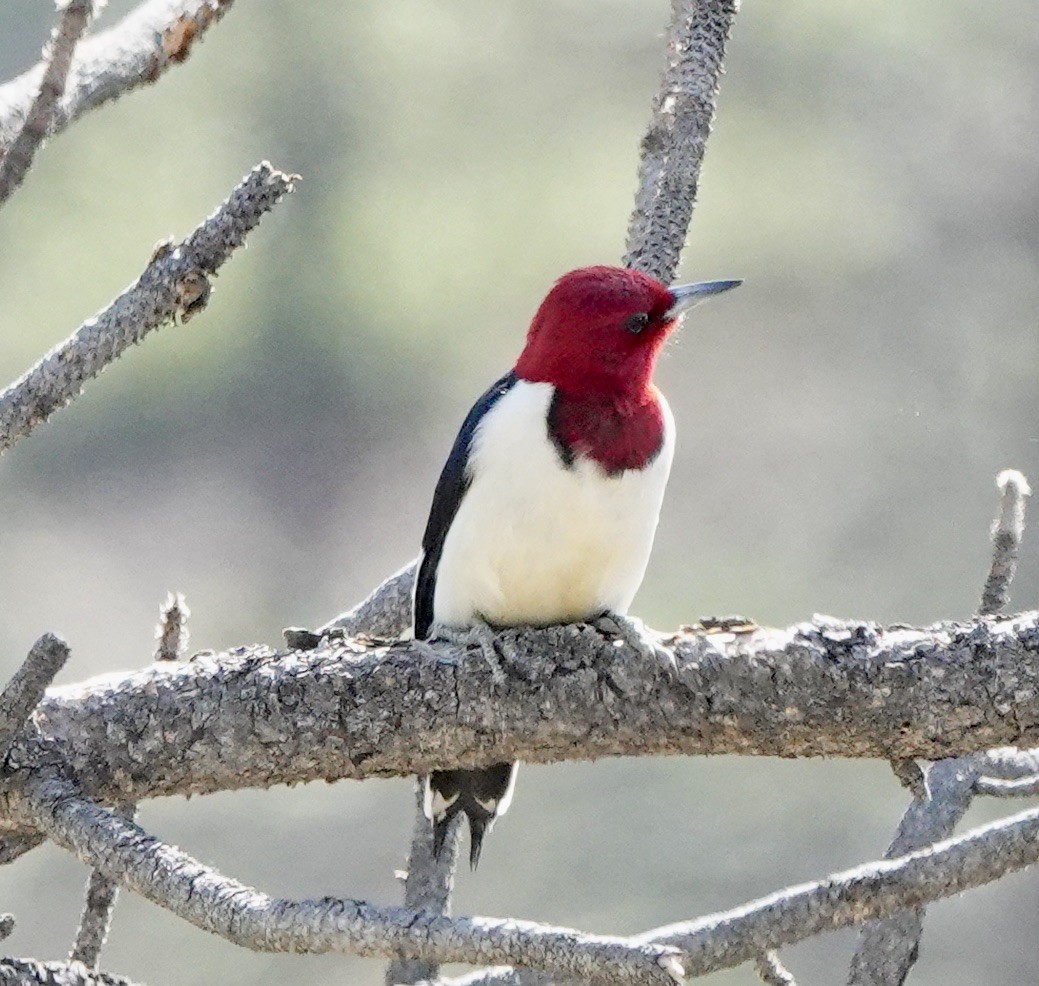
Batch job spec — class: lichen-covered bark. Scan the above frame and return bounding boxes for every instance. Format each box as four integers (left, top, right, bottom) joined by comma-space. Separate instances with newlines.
2, 613, 1038, 839
0, 162, 295, 455
0, 0, 236, 156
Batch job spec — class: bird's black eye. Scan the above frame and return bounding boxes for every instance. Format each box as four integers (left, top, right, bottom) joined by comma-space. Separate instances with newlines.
625, 312, 650, 334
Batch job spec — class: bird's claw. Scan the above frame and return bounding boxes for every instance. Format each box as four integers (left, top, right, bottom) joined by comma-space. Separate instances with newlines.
430, 621, 508, 684
594, 613, 677, 674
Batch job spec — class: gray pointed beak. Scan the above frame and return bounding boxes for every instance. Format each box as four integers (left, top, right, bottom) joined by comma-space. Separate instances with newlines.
665, 279, 742, 319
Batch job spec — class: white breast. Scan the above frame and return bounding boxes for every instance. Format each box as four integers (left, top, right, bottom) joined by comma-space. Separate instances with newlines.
432, 380, 674, 629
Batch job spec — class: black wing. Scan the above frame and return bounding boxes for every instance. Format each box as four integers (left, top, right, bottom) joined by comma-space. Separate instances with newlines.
414, 371, 518, 639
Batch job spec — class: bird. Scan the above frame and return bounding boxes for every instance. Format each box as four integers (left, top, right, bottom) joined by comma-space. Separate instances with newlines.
414, 264, 741, 869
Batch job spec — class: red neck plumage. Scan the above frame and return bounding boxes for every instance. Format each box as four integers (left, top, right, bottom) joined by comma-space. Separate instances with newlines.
544, 385, 666, 475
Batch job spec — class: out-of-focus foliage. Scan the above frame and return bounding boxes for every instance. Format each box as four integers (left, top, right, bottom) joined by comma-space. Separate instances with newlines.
1, 2, 1038, 984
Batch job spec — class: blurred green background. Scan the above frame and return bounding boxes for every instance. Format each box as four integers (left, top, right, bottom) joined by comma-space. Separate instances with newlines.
2, 1, 1039, 983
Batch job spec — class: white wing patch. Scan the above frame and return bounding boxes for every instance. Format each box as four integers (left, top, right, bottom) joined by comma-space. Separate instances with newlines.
423, 777, 460, 821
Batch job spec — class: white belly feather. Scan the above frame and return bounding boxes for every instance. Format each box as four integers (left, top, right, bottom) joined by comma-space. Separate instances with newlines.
432, 380, 674, 628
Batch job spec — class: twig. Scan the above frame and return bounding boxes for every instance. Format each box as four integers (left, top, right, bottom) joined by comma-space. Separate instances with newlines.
0, 0, 95, 207
974, 774, 1039, 797
154, 593, 189, 662
286, 557, 417, 645
25, 771, 683, 986
0, 0, 236, 158
848, 470, 1032, 985
0, 633, 69, 762
0, 832, 45, 865
755, 952, 796, 986
69, 803, 137, 970
0, 162, 296, 456
386, 782, 463, 985
0, 957, 143, 986
623, 0, 740, 282
980, 469, 1030, 616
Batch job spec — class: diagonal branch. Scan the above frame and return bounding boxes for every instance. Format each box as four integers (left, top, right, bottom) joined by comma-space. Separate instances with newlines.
0, 958, 144, 985
0, 0, 236, 158
386, 782, 463, 985
848, 468, 1032, 986
25, 771, 683, 986
634, 803, 1039, 977
69, 803, 136, 969
0, 633, 69, 763
623, 0, 739, 282
0, 161, 296, 456
0, 0, 95, 207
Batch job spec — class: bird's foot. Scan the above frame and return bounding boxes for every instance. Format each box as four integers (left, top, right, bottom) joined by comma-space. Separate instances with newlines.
430, 621, 508, 684
594, 612, 677, 674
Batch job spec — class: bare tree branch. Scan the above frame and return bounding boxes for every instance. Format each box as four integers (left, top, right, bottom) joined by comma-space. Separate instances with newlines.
980, 470, 1031, 616
755, 952, 797, 986
0, 0, 236, 158
25, 771, 685, 986
848, 469, 1033, 986
23, 767, 1039, 984
293, 557, 417, 644
386, 783, 463, 985
3, 612, 1038, 840
0, 958, 143, 986
0, 633, 69, 762
0, 0, 95, 206
0, 161, 296, 456
423, 970, 563, 986
623, 0, 739, 282
630, 803, 1039, 978
153, 593, 189, 662
69, 803, 137, 970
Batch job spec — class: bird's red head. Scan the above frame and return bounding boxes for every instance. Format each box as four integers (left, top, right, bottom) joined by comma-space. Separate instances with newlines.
514, 266, 739, 399
515, 267, 672, 399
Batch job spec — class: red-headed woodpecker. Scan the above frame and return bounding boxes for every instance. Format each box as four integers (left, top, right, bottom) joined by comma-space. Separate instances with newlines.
415, 265, 741, 868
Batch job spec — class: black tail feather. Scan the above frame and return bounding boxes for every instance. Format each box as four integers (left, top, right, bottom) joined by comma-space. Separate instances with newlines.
426, 763, 516, 870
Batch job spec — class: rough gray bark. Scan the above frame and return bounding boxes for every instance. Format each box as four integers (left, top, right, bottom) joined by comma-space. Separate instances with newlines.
69, 804, 137, 969
848, 469, 1034, 986
0, 162, 296, 456
24, 771, 684, 986
309, 558, 418, 641
0, 634, 68, 763
0, 0, 94, 206
23, 767, 1039, 985
153, 594, 189, 662
623, 0, 739, 282
385, 783, 463, 985
0, 0, 236, 156
755, 952, 797, 986
5, 613, 1039, 841
0, 958, 142, 986
632, 803, 1039, 977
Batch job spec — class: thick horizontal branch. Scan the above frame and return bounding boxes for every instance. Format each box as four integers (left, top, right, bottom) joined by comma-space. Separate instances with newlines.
0, 161, 296, 455
25, 772, 681, 986
0, 0, 235, 156
2, 612, 1039, 838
